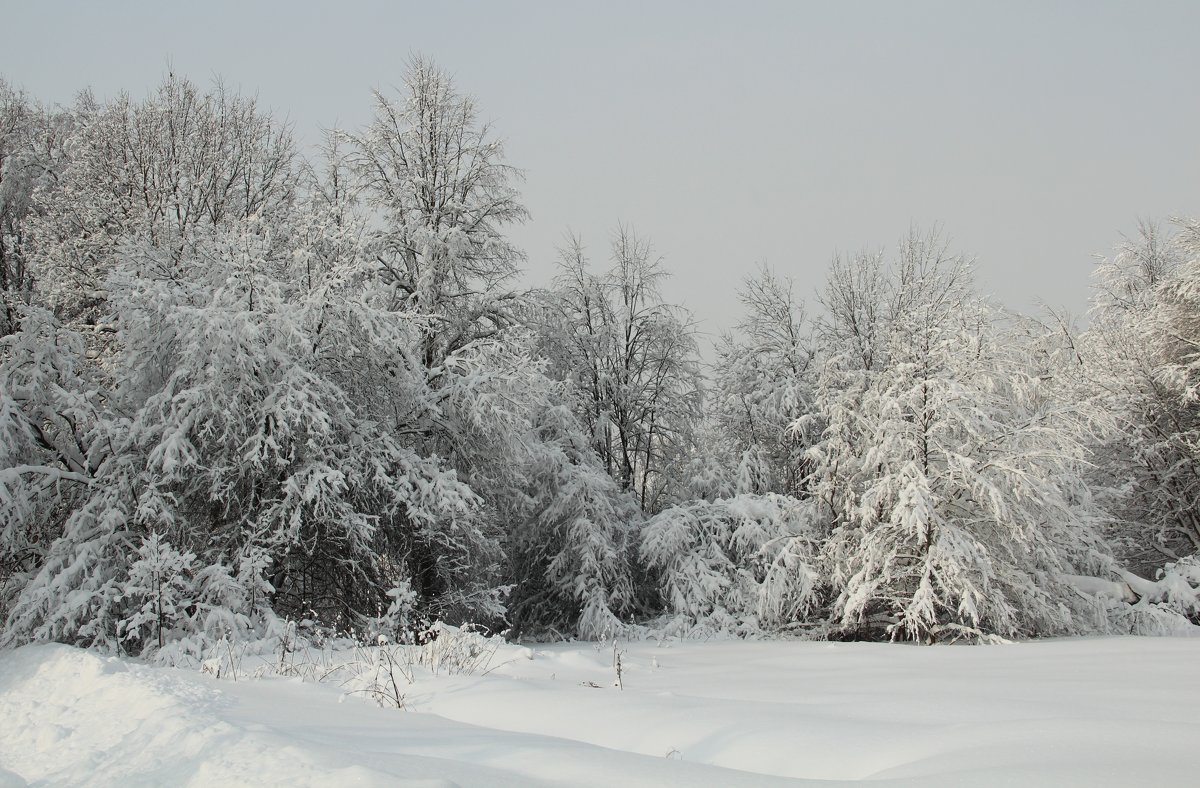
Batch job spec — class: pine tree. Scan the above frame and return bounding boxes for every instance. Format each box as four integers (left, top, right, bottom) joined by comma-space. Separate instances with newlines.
120, 532, 196, 653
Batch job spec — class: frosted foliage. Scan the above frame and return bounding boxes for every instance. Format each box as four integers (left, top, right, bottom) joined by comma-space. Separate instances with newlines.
505, 398, 638, 638
27, 73, 296, 324
1, 215, 506, 653
338, 58, 642, 636
804, 232, 1116, 642
641, 494, 822, 635
1148, 555, 1200, 619
1082, 220, 1200, 579
1, 61, 646, 655
364, 580, 419, 643
709, 267, 815, 497
533, 229, 702, 513
6, 61, 1198, 654
119, 533, 196, 653
121, 225, 504, 625
425, 335, 638, 638
0, 308, 103, 619
2, 79, 76, 337
346, 54, 527, 322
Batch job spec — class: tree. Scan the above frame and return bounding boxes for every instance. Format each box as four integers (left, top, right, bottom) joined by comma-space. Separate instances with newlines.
1084, 219, 1200, 577
3, 75, 309, 650
640, 493, 823, 635
0, 80, 39, 338
536, 228, 702, 512
345, 55, 527, 368
0, 305, 104, 627
27, 73, 298, 326
803, 230, 1116, 642
342, 57, 633, 632
120, 532, 196, 652
2, 59, 650, 651
2, 211, 511, 651
505, 395, 640, 638
0, 79, 76, 337
709, 266, 815, 497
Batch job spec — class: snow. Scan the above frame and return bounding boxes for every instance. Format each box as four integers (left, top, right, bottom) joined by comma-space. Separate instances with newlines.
2, 636, 1198, 787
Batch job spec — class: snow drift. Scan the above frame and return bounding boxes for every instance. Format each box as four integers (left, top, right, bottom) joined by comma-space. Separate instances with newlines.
2, 636, 1198, 787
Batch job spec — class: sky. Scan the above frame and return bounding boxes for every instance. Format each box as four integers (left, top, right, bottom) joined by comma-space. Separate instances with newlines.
3, 1, 1198, 344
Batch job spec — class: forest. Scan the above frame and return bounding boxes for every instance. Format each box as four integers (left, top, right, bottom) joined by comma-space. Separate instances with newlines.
2, 58, 1199, 662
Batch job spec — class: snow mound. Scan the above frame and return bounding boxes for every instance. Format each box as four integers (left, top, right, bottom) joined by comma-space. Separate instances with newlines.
0, 644, 419, 787
0, 643, 799, 787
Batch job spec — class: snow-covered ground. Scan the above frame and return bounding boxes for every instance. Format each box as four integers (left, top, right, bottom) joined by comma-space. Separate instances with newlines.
2, 635, 1197, 787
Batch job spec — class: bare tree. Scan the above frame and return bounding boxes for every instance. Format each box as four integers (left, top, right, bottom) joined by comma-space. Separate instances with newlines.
28, 73, 298, 325
0, 80, 76, 336
710, 265, 815, 496
538, 226, 701, 512
1085, 219, 1200, 575
345, 55, 528, 369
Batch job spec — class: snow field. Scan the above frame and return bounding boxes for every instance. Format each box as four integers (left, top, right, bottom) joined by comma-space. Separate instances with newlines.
1, 636, 1198, 787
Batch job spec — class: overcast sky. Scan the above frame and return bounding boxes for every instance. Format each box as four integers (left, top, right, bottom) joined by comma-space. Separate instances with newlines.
4, 1, 1198, 342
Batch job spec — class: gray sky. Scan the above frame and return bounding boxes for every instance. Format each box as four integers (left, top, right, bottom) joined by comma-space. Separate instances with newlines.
4, 1, 1198, 341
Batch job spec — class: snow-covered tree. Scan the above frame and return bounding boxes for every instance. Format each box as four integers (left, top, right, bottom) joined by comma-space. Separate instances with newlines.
709, 266, 815, 497
804, 231, 1116, 642
344, 55, 526, 364
1, 80, 79, 337
2, 213, 508, 650
1084, 220, 1200, 578
119, 532, 196, 652
12, 61, 1190, 653
340, 59, 641, 635
505, 395, 640, 638
27, 73, 297, 326
1, 82, 39, 336
1, 59, 651, 652
535, 229, 702, 512
0, 305, 104, 627
641, 493, 824, 635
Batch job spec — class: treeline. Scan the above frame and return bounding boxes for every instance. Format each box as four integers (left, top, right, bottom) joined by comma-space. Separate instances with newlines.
0, 61, 1196, 659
